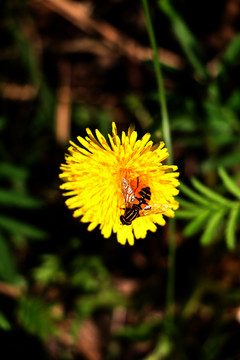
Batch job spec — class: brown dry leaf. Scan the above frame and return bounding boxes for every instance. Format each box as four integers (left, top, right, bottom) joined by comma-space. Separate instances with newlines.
2, 83, 37, 101
55, 61, 72, 145
31, 0, 184, 69
76, 318, 102, 360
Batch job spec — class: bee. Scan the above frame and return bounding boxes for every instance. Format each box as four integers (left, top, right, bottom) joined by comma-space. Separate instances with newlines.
120, 177, 171, 225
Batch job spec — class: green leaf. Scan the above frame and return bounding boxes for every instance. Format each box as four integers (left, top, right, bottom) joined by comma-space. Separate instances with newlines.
71, 256, 110, 290
183, 211, 210, 237
17, 297, 56, 340
201, 151, 240, 173
32, 255, 64, 286
226, 205, 240, 250
175, 210, 202, 219
179, 183, 212, 207
98, 109, 112, 136
0, 311, 11, 331
222, 33, 240, 66
191, 178, 234, 207
227, 89, 240, 113
143, 334, 173, 360
158, 0, 207, 79
200, 209, 226, 245
9, 19, 42, 87
178, 198, 202, 209
0, 231, 19, 284
125, 94, 153, 129
0, 189, 43, 208
0, 163, 29, 182
75, 289, 124, 319
218, 167, 240, 200
0, 215, 47, 240
115, 320, 160, 341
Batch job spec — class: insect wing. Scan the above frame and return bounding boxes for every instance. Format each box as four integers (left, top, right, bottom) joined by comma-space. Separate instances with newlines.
139, 203, 172, 217
121, 178, 135, 206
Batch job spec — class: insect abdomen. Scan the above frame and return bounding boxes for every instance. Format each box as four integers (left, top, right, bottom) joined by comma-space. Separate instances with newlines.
138, 187, 151, 201
120, 182, 152, 226
120, 207, 139, 225
135, 186, 151, 208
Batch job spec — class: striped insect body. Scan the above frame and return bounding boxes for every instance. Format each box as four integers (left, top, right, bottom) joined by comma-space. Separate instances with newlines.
120, 178, 171, 225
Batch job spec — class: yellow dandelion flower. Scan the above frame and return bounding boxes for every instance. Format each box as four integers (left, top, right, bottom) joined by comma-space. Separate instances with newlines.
59, 122, 179, 245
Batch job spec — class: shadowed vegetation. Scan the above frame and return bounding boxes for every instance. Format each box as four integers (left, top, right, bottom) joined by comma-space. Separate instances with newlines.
0, 0, 240, 359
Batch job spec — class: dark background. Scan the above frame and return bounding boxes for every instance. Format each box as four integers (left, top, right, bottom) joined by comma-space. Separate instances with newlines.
0, 0, 240, 359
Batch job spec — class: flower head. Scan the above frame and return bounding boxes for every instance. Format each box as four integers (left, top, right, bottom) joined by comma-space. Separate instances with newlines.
59, 123, 179, 245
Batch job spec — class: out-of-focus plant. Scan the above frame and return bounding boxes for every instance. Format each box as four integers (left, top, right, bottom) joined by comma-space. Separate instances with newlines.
0, 0, 240, 358
0, 161, 47, 333
177, 168, 240, 249
30, 248, 124, 341
0, 162, 46, 285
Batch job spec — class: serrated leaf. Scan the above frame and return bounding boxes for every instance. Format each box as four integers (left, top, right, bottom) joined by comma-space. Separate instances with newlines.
226, 205, 240, 250
200, 209, 226, 245
183, 211, 210, 237
218, 167, 240, 200
191, 178, 234, 207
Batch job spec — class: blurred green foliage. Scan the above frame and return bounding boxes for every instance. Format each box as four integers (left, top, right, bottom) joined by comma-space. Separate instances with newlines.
176, 168, 240, 249
0, 0, 240, 359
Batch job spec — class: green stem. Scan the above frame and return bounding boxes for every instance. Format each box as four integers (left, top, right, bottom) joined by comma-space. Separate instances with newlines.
165, 219, 176, 320
141, 0, 172, 164
142, 0, 175, 322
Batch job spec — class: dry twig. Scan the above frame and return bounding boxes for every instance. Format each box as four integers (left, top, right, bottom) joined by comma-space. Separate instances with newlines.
31, 0, 184, 69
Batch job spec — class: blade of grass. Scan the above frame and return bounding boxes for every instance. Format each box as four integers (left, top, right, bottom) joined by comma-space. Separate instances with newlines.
142, 0, 176, 329
158, 0, 208, 80
142, 0, 172, 163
